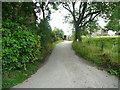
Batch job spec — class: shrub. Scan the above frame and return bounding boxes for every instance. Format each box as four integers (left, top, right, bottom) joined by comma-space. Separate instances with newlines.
37, 19, 52, 52
2, 21, 41, 71
51, 28, 65, 43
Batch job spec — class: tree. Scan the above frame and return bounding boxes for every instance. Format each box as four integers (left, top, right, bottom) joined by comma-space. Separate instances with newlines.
62, 1, 117, 41
52, 28, 64, 39
105, 2, 120, 35
2, 2, 37, 31
34, 1, 58, 21
37, 19, 52, 51
86, 20, 100, 37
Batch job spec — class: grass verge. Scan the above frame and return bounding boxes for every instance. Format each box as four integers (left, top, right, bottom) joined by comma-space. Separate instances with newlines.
2, 40, 64, 89
72, 36, 120, 76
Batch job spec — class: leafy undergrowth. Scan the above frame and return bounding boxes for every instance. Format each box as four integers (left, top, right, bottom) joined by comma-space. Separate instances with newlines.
72, 36, 120, 76
2, 40, 63, 89
2, 61, 41, 89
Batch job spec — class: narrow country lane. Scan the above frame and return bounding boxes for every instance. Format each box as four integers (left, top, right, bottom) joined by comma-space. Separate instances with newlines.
13, 41, 118, 88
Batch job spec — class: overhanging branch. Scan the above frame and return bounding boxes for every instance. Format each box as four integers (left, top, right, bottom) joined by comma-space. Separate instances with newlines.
80, 12, 100, 27
78, 10, 100, 26
83, 11, 100, 20
77, 2, 87, 24
78, 2, 83, 21
62, 2, 73, 14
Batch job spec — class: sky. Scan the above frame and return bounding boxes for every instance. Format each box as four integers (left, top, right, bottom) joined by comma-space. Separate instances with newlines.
49, 6, 72, 35
49, 6, 107, 35
33, 1, 115, 36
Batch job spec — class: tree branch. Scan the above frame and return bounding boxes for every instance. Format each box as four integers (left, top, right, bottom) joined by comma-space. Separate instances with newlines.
83, 11, 100, 20
78, 2, 83, 21
80, 12, 99, 28
62, 2, 73, 14
77, 2, 87, 24
72, 2, 76, 22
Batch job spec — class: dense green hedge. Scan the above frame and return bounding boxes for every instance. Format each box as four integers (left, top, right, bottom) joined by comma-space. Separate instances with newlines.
37, 19, 52, 52
52, 28, 64, 42
2, 2, 64, 88
2, 21, 41, 71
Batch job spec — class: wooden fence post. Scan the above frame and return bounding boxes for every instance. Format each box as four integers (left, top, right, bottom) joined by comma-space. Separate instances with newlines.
101, 40, 104, 52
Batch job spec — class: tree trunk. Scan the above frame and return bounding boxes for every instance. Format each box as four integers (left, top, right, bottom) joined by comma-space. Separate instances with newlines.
41, 8, 45, 19
90, 29, 92, 37
41, 2, 45, 20
75, 26, 82, 41
73, 15, 82, 41
75, 27, 79, 41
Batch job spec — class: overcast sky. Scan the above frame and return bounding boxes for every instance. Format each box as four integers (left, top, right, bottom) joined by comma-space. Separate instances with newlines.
33, 1, 113, 36
49, 6, 107, 35
49, 6, 72, 35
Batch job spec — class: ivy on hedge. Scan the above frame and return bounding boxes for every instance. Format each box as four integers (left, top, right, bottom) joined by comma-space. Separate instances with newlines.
2, 21, 41, 71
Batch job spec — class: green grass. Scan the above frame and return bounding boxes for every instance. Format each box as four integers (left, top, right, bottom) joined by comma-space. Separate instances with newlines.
2, 40, 63, 89
2, 61, 41, 89
52, 40, 64, 48
72, 36, 120, 76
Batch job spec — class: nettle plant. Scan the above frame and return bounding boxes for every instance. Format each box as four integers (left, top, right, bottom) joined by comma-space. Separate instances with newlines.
2, 21, 41, 71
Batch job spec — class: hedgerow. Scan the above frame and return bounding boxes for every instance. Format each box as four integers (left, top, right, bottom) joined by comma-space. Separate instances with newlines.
37, 19, 53, 55
2, 21, 41, 71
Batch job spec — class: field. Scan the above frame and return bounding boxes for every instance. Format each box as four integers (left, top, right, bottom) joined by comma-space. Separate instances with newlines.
72, 36, 120, 76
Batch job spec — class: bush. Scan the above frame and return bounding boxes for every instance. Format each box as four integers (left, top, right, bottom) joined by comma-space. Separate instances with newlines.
2, 21, 41, 71
37, 19, 52, 52
51, 31, 62, 42
51, 28, 64, 42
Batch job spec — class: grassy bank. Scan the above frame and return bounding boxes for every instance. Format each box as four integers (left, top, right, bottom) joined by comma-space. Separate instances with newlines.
2, 40, 63, 89
72, 36, 120, 76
